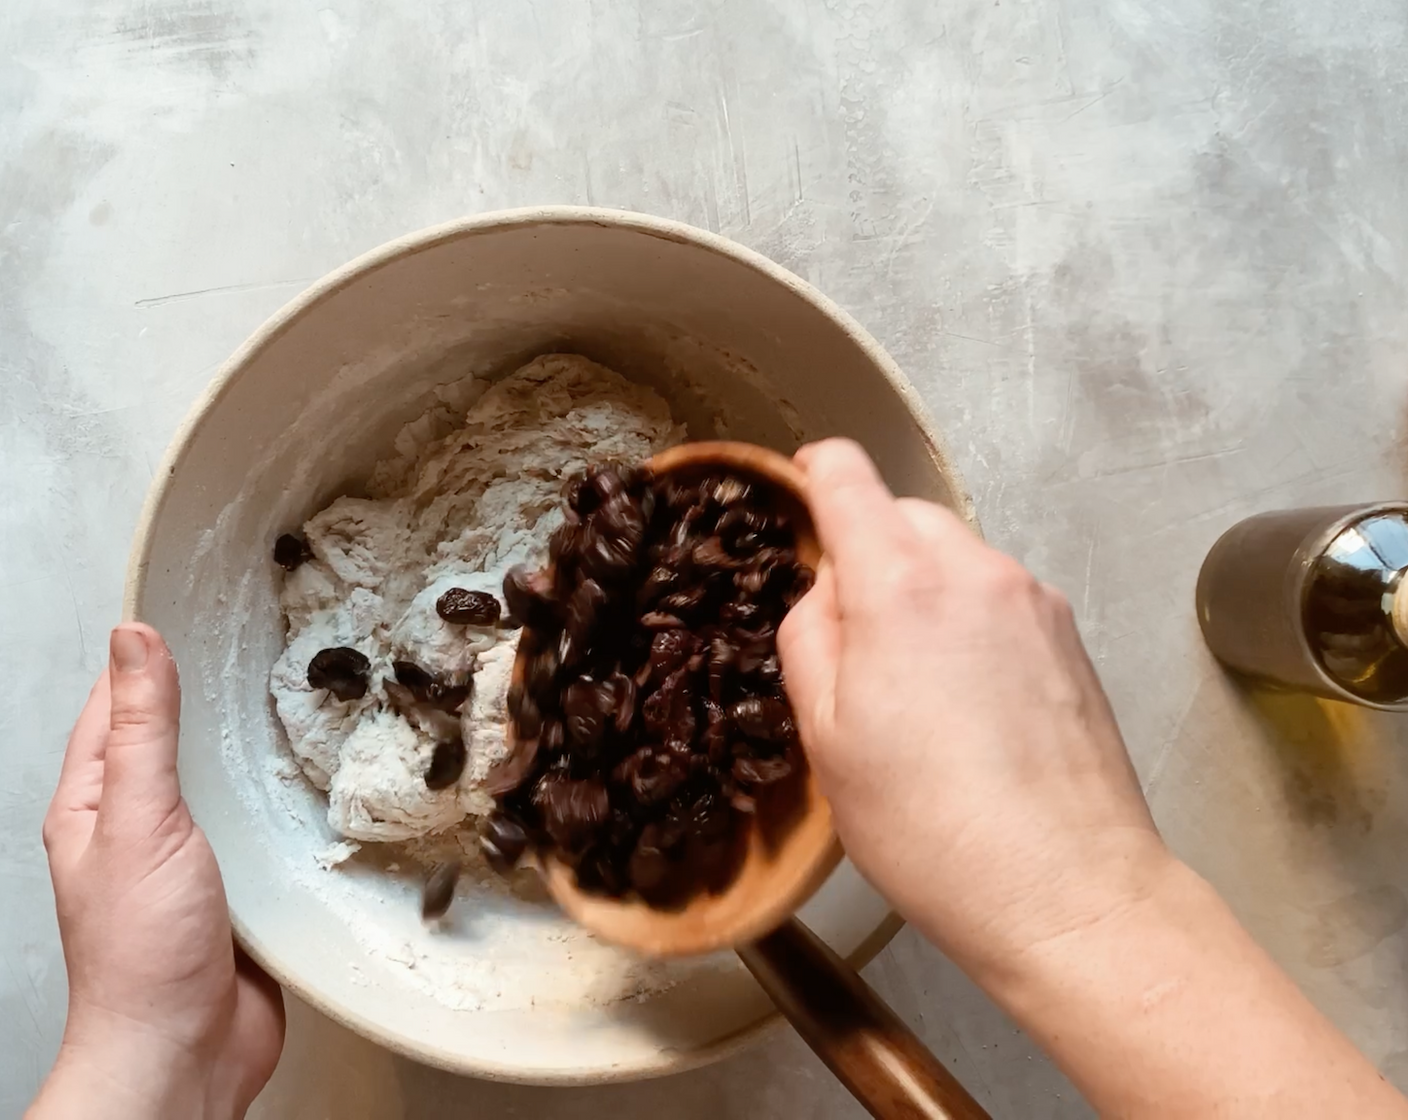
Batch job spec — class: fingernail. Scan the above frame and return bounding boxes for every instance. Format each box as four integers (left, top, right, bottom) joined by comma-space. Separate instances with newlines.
110, 626, 149, 673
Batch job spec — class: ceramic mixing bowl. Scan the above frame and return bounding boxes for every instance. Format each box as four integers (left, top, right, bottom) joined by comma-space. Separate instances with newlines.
125, 207, 975, 1083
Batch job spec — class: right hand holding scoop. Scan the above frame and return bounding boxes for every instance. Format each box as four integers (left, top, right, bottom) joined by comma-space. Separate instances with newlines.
777, 439, 1169, 980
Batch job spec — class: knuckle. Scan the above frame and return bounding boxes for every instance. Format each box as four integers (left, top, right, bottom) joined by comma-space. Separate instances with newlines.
108, 694, 170, 737
859, 537, 956, 616
107, 703, 153, 732
867, 554, 928, 607
891, 539, 939, 587
977, 554, 1040, 600
813, 436, 865, 468
40, 809, 77, 869
108, 684, 151, 727
1042, 583, 1076, 622
896, 497, 959, 544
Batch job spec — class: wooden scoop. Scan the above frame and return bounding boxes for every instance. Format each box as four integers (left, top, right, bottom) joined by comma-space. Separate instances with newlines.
517, 440, 990, 1120
534, 441, 840, 955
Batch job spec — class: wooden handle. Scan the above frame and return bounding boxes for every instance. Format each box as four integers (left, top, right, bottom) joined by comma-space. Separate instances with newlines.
737, 918, 990, 1120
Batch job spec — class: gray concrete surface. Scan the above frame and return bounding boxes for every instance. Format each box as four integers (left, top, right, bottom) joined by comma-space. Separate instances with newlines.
5, 0, 1408, 1115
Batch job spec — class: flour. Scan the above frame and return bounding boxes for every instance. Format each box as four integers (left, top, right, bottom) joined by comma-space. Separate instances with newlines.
270, 353, 683, 845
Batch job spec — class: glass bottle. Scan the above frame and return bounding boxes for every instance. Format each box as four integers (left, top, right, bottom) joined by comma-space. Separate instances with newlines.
1196, 503, 1408, 710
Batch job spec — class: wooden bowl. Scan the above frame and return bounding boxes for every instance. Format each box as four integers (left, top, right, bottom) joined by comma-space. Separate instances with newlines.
521, 440, 843, 956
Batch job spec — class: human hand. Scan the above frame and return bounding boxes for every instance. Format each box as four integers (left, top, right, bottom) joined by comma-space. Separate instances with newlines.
32, 624, 284, 1120
778, 440, 1171, 981
777, 441, 1408, 1118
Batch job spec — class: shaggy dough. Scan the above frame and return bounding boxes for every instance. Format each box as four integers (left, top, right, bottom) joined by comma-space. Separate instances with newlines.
270, 354, 683, 842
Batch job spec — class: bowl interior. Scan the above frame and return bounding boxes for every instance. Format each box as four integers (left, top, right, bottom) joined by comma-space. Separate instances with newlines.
127, 210, 972, 1082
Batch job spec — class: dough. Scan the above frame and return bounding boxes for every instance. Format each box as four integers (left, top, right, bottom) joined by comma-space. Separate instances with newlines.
270, 354, 683, 842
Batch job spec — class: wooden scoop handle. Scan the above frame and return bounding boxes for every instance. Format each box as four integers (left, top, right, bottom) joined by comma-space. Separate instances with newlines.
737, 918, 990, 1120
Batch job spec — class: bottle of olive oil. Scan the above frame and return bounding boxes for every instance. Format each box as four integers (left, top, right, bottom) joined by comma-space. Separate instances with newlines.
1197, 503, 1408, 710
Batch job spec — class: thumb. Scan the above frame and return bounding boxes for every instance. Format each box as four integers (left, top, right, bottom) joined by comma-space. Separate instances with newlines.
100, 624, 183, 827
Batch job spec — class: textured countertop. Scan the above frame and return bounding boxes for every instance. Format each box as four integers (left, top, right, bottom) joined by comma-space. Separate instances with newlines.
6, 0, 1408, 1115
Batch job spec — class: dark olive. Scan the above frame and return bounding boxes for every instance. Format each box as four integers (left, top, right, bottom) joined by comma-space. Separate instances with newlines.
608, 670, 637, 734
436, 588, 502, 625
614, 747, 689, 805
587, 467, 626, 505
533, 775, 611, 851
659, 584, 707, 615
481, 814, 529, 875
424, 738, 467, 790
307, 647, 370, 701
692, 536, 741, 570
393, 659, 432, 690
502, 565, 557, 628
646, 628, 695, 684
728, 696, 794, 742
577, 525, 639, 584
732, 753, 794, 786
565, 578, 608, 650
701, 697, 730, 762
524, 643, 561, 704
541, 717, 566, 754
421, 860, 461, 920
273, 533, 312, 571
642, 665, 692, 740
563, 678, 613, 750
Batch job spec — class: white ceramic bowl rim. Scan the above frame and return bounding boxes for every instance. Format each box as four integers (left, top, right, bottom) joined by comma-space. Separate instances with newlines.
123, 206, 974, 1083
